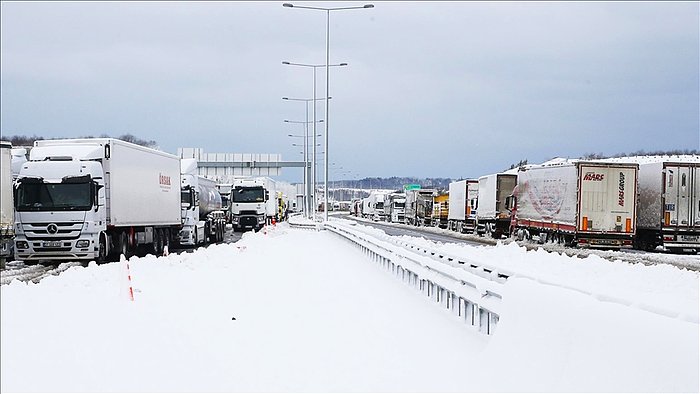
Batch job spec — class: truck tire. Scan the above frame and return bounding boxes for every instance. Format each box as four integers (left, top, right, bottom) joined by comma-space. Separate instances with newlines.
162, 229, 170, 253
152, 228, 162, 255
120, 232, 131, 259
97, 234, 108, 264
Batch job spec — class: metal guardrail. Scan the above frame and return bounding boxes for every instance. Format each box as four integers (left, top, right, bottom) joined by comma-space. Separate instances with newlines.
289, 217, 503, 335
289, 218, 700, 327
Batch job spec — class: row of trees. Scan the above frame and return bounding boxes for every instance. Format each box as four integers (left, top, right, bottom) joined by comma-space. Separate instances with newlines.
581, 149, 699, 160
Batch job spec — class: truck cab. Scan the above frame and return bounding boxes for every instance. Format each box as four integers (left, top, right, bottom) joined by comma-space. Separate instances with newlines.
230, 179, 268, 231
14, 157, 107, 262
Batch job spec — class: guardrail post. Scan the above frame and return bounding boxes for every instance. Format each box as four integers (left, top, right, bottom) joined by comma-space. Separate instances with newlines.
479, 307, 489, 334
489, 313, 499, 335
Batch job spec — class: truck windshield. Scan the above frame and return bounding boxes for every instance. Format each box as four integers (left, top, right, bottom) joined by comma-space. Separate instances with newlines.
394, 202, 406, 209
232, 187, 265, 203
16, 182, 92, 211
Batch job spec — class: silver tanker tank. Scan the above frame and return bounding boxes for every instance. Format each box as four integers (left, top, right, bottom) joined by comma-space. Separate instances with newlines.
197, 181, 223, 218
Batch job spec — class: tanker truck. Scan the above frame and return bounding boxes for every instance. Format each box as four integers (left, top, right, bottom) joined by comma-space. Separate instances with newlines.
13, 138, 181, 262
179, 159, 227, 246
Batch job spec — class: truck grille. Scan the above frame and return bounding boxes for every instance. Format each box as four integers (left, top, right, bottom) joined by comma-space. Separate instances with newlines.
23, 222, 82, 240
240, 217, 259, 227
239, 210, 259, 216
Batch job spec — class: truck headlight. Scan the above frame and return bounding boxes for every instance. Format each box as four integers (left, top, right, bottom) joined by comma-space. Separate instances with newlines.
76, 240, 90, 248
16, 241, 29, 249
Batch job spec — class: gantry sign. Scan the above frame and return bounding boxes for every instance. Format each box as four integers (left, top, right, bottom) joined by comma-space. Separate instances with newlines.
177, 148, 307, 184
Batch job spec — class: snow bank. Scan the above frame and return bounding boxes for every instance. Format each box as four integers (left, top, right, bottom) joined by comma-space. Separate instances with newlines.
1, 224, 698, 392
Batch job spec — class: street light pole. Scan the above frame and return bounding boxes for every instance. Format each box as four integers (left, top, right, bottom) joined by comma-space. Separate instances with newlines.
283, 3, 373, 221
283, 97, 328, 218
283, 61, 347, 220
285, 118, 323, 218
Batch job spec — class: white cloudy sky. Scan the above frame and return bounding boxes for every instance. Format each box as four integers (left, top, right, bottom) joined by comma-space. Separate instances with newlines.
1, 1, 698, 182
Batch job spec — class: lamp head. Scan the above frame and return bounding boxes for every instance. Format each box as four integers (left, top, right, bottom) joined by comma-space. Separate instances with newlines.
283, 3, 294, 8
364, 4, 374, 8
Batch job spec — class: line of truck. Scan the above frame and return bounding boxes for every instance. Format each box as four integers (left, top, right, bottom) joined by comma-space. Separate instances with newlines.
3, 138, 296, 265
351, 157, 699, 253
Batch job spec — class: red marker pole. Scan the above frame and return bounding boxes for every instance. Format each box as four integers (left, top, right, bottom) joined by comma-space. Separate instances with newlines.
126, 261, 135, 302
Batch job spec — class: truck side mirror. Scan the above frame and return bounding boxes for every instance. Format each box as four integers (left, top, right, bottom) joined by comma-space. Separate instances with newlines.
265, 190, 269, 201
94, 183, 104, 211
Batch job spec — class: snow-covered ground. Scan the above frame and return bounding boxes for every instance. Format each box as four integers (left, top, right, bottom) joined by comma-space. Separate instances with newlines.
2, 223, 698, 392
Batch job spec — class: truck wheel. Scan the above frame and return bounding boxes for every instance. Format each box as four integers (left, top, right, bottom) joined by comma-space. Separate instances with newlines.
97, 234, 108, 264
152, 229, 162, 255
120, 232, 131, 259
162, 230, 170, 253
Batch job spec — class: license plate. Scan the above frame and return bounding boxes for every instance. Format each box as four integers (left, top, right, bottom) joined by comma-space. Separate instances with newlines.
43, 241, 62, 247
680, 235, 699, 242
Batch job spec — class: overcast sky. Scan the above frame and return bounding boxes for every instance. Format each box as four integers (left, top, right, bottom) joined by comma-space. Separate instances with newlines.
2, 1, 698, 182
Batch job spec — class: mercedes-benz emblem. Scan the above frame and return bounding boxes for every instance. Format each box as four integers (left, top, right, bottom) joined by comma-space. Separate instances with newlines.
47, 223, 58, 234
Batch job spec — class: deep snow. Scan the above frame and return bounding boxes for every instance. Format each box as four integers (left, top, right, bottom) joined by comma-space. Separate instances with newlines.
1, 223, 698, 392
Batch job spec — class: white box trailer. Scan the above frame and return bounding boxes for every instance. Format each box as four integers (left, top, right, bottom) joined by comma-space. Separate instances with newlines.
447, 179, 479, 233
1, 141, 14, 265
636, 160, 700, 252
477, 173, 517, 237
404, 189, 436, 226
14, 138, 181, 262
510, 161, 638, 248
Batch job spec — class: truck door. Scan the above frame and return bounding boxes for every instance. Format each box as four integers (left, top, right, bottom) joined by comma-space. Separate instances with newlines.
665, 164, 694, 229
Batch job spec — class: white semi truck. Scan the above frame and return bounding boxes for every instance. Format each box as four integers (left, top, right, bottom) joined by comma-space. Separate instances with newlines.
635, 159, 699, 252
476, 173, 517, 238
507, 161, 638, 248
367, 191, 387, 221
1, 141, 14, 267
229, 177, 279, 232
179, 159, 227, 246
13, 138, 181, 262
447, 179, 479, 233
383, 192, 406, 223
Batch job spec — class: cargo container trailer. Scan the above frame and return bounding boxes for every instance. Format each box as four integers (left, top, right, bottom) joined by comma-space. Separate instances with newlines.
507, 161, 638, 248
477, 173, 517, 238
635, 160, 699, 252
447, 179, 479, 233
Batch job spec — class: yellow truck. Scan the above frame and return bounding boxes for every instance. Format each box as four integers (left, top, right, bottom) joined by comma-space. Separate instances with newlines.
431, 192, 449, 228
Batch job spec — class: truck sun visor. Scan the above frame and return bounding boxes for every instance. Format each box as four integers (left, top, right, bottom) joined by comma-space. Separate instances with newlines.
16, 176, 44, 184
62, 175, 92, 183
